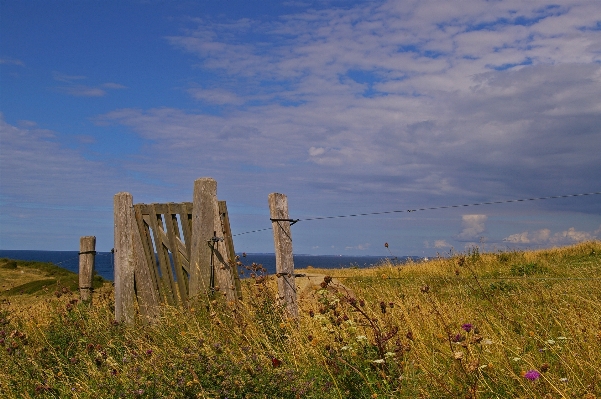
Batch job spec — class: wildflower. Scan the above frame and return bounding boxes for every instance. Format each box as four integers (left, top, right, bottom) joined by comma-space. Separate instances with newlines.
452, 333, 465, 343
523, 369, 541, 381
482, 338, 493, 345
560, 377, 568, 383
545, 339, 555, 345
384, 352, 395, 358
453, 351, 464, 360
372, 359, 385, 364
512, 357, 521, 362
356, 335, 368, 342
271, 357, 282, 368
461, 323, 473, 333
557, 336, 568, 340
145, 349, 152, 357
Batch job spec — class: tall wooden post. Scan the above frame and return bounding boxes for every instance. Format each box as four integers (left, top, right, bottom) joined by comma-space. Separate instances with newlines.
114, 192, 135, 323
268, 193, 298, 318
79, 236, 96, 303
189, 178, 217, 298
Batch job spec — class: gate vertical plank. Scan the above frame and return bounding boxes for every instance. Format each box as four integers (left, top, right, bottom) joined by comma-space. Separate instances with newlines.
134, 206, 163, 304
212, 200, 237, 302
132, 213, 161, 319
268, 193, 298, 318
190, 178, 217, 298
147, 208, 177, 306
79, 236, 95, 303
166, 203, 188, 305
219, 201, 242, 300
114, 192, 135, 323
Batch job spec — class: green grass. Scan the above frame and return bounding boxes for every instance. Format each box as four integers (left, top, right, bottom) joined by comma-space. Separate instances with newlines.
0, 258, 105, 298
0, 242, 600, 398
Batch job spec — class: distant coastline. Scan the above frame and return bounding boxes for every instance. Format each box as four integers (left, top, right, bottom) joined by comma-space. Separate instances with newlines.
0, 250, 420, 282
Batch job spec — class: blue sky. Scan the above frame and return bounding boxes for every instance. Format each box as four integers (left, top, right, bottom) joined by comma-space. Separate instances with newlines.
1, 0, 600, 256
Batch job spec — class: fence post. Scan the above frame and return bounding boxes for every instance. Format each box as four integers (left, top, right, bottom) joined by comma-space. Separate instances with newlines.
114, 192, 135, 323
268, 193, 298, 318
79, 236, 96, 303
190, 178, 217, 299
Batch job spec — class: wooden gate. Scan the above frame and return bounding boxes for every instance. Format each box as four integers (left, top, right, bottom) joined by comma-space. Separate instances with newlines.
114, 178, 242, 322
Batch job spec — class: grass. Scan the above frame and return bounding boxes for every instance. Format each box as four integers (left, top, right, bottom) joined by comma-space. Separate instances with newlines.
0, 242, 600, 398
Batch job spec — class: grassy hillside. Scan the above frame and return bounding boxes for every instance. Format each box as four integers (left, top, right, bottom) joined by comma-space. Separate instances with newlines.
0, 258, 105, 305
0, 242, 600, 398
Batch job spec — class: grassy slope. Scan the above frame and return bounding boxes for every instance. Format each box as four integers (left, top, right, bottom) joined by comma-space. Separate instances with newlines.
0, 242, 600, 398
0, 258, 105, 305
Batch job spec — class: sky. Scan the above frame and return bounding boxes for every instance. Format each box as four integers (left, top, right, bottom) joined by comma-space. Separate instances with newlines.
1, 0, 600, 256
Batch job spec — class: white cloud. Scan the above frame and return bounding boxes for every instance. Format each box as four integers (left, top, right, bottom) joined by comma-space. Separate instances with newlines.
504, 227, 597, 245
456, 215, 487, 241
187, 87, 245, 105
345, 243, 371, 251
434, 240, 451, 248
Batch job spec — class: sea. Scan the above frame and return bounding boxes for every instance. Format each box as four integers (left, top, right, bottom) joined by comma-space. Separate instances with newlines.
0, 250, 421, 281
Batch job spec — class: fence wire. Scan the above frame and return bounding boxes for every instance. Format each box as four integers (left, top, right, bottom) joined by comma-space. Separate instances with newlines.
232, 191, 601, 237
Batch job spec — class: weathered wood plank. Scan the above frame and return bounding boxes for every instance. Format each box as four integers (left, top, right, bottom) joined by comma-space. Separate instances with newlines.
78, 236, 95, 303
114, 192, 135, 323
134, 206, 162, 303
132, 212, 161, 320
268, 193, 298, 318
147, 208, 177, 306
219, 201, 242, 300
212, 200, 237, 302
166, 203, 188, 305
190, 178, 217, 298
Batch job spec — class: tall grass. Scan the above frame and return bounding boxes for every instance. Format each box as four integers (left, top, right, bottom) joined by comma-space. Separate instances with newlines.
1, 241, 600, 398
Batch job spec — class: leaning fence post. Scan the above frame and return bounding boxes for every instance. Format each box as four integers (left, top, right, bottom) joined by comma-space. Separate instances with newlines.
79, 236, 96, 303
268, 193, 298, 318
114, 192, 135, 323
190, 178, 217, 299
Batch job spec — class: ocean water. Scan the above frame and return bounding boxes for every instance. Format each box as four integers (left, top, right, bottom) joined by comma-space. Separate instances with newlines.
0, 250, 420, 281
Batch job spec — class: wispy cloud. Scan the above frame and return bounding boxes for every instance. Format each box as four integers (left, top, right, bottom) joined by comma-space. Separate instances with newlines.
53, 72, 127, 97
0, 57, 25, 66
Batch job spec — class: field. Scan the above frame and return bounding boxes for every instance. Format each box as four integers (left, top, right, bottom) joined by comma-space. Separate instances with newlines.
1, 241, 600, 398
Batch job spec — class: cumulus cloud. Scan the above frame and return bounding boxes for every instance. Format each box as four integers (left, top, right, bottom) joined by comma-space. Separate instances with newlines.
504, 227, 598, 245
434, 240, 451, 248
456, 215, 487, 241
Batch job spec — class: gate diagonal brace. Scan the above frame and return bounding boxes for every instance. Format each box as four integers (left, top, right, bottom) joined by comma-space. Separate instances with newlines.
270, 218, 300, 226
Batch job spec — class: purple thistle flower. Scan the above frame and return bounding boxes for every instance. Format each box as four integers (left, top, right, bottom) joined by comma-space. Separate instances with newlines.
461, 323, 473, 333
524, 369, 541, 381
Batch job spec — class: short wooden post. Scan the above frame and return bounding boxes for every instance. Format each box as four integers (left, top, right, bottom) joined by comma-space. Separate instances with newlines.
114, 192, 135, 323
268, 193, 298, 318
189, 178, 217, 299
78, 236, 96, 303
